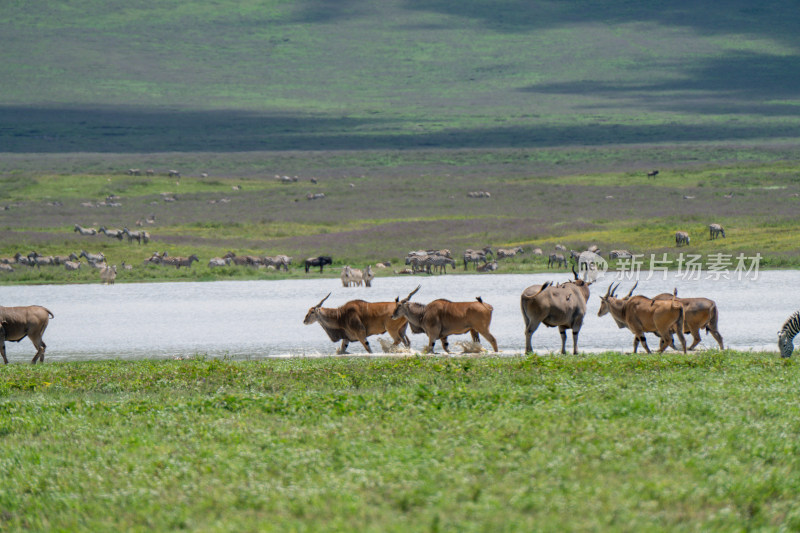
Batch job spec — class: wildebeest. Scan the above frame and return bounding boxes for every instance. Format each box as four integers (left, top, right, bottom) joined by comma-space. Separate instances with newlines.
647, 170, 659, 178
520, 266, 592, 354
597, 283, 687, 354
0, 305, 54, 364
391, 286, 498, 353
675, 231, 690, 246
305, 256, 332, 273
709, 223, 725, 240
303, 293, 409, 354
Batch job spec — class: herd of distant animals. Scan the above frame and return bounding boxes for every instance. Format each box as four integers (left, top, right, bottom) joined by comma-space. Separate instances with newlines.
0, 164, 792, 363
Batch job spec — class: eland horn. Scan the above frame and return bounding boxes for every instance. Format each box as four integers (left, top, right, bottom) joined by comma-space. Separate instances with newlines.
624, 281, 638, 299
403, 285, 421, 302
315, 292, 331, 308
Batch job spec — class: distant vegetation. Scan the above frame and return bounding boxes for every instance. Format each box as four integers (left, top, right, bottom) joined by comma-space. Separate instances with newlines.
1, 1, 800, 152
1, 145, 799, 284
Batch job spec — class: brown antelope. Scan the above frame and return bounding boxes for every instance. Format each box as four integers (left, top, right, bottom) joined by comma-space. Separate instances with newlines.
597, 283, 687, 354
652, 291, 723, 350
0, 305, 54, 364
303, 294, 409, 354
391, 286, 498, 354
520, 266, 592, 354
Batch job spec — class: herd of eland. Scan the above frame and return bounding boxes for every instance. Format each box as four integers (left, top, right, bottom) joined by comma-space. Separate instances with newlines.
302, 264, 748, 357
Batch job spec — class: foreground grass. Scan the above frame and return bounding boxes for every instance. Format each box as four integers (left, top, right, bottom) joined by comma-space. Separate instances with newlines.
2, 353, 799, 531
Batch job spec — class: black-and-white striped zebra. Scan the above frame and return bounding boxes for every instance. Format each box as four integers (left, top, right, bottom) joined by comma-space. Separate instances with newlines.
778, 311, 800, 358
675, 231, 690, 246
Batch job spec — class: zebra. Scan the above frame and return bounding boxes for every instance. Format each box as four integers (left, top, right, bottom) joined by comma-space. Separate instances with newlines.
122, 227, 144, 244
99, 226, 124, 240
80, 250, 106, 263
778, 311, 800, 358
74, 224, 97, 236
427, 255, 456, 274
463, 250, 487, 270
709, 223, 726, 240
675, 231, 690, 247
547, 253, 567, 269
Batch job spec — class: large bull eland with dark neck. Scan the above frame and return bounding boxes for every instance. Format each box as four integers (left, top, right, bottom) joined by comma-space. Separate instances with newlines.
303, 293, 409, 354
520, 266, 592, 354
391, 286, 498, 353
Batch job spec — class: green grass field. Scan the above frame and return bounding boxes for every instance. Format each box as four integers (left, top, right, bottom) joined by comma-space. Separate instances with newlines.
2, 353, 799, 531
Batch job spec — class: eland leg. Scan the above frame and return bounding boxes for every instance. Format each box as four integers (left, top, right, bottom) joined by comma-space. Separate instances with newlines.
524, 321, 541, 353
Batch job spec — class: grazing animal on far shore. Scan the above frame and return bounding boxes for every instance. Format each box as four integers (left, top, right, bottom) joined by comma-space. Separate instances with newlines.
709, 223, 725, 240
305, 256, 332, 273
74, 224, 97, 236
162, 254, 199, 269
496, 247, 524, 259
100, 264, 117, 284
208, 257, 231, 268
99, 227, 124, 240
547, 253, 567, 269
675, 231, 690, 247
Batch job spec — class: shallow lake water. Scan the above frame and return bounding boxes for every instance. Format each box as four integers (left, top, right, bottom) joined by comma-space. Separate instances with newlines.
0, 271, 795, 362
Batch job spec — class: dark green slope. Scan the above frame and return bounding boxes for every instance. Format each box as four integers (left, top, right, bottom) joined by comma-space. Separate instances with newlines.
2, 0, 799, 152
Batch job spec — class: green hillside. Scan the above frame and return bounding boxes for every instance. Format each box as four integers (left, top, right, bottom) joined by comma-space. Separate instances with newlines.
2, 0, 800, 152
